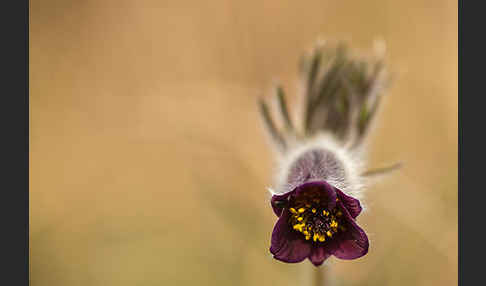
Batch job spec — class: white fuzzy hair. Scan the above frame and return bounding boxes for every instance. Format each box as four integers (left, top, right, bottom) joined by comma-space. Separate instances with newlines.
272, 132, 367, 205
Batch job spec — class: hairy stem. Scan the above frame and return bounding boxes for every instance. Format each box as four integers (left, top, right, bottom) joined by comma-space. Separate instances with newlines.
314, 266, 331, 286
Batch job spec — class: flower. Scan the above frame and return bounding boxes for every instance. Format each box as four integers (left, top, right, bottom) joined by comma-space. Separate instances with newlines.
258, 41, 394, 266
270, 180, 368, 266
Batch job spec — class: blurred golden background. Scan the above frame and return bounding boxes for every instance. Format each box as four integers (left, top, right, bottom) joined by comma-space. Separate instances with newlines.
30, 0, 457, 285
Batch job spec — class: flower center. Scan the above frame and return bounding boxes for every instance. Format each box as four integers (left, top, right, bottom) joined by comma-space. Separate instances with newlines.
288, 196, 345, 243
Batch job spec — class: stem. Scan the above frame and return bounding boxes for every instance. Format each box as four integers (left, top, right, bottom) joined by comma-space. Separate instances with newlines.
313, 266, 330, 286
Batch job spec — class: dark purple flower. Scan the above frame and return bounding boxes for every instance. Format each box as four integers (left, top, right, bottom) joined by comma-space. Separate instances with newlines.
258, 42, 389, 267
269, 180, 368, 266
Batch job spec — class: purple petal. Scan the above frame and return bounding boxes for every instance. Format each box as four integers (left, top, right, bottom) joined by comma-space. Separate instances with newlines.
328, 206, 369, 260
335, 188, 362, 219
294, 181, 337, 210
309, 245, 332, 266
271, 191, 293, 217
270, 211, 312, 263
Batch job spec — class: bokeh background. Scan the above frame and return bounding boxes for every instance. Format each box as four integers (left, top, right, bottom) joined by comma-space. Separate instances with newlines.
30, 0, 457, 285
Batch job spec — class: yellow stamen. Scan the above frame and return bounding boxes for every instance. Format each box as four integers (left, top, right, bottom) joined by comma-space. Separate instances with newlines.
305, 235, 311, 240
293, 223, 305, 232
330, 220, 338, 228
318, 235, 325, 242
326, 231, 333, 237
290, 208, 297, 214
298, 208, 305, 213
311, 208, 316, 213
313, 233, 319, 242
297, 217, 303, 222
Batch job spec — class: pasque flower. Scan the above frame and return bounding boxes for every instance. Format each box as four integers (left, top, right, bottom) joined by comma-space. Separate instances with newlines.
270, 154, 368, 266
259, 41, 396, 266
